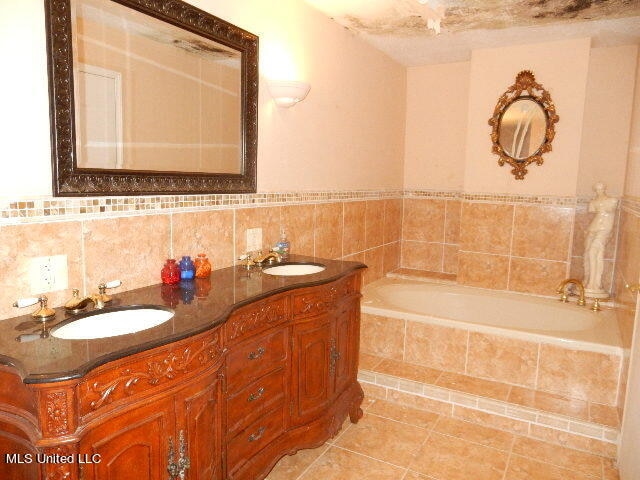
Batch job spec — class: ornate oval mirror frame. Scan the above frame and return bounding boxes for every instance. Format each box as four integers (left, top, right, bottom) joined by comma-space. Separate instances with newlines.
45, 0, 258, 196
488, 70, 559, 180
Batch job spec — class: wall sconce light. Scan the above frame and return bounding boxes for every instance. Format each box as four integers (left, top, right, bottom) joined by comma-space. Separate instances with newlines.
267, 80, 310, 108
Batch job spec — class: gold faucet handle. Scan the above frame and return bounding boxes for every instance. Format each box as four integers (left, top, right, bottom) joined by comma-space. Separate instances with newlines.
238, 253, 256, 268
64, 288, 84, 311
96, 280, 122, 303
13, 296, 55, 321
626, 284, 640, 294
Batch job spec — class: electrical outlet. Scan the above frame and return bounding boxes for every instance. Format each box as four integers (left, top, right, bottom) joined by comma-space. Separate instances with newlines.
29, 255, 68, 294
246, 228, 263, 252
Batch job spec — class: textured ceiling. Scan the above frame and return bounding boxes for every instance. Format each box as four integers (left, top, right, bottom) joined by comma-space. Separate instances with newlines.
304, 0, 640, 65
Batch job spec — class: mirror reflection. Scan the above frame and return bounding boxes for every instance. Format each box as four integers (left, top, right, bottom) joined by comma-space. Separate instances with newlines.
498, 98, 547, 161
72, 0, 242, 174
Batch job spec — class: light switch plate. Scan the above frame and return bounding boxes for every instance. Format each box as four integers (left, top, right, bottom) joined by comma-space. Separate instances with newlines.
29, 255, 69, 294
246, 228, 262, 252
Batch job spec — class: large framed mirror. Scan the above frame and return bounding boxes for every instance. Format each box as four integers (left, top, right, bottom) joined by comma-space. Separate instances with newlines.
488, 70, 559, 180
45, 0, 258, 196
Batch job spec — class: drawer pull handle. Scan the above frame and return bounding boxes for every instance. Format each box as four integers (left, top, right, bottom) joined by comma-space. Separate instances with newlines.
248, 426, 266, 442
247, 346, 265, 360
248, 387, 265, 402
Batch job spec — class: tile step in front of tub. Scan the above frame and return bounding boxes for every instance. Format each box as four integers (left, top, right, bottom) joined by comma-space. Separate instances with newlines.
358, 355, 620, 459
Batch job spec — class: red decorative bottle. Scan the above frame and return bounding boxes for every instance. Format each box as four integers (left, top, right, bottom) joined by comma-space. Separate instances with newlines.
161, 259, 180, 285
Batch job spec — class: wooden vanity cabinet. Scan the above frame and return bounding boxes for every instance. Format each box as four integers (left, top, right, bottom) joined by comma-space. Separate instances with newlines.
0, 271, 363, 480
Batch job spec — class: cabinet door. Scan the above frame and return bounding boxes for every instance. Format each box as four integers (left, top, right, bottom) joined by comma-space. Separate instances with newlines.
291, 316, 332, 426
79, 398, 175, 480
332, 301, 358, 397
175, 371, 223, 480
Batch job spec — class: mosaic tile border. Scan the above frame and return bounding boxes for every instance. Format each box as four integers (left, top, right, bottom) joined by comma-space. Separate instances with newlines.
357, 372, 618, 446
0, 190, 404, 225
405, 190, 578, 206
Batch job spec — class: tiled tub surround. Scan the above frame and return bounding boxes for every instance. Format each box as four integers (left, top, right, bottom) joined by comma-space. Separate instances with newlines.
359, 277, 624, 457
402, 191, 620, 298
0, 191, 403, 321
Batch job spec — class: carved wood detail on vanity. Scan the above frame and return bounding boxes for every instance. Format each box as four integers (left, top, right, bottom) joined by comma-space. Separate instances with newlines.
79, 330, 224, 415
225, 295, 289, 342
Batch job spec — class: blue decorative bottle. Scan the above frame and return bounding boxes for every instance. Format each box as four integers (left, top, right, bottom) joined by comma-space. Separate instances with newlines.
179, 255, 195, 280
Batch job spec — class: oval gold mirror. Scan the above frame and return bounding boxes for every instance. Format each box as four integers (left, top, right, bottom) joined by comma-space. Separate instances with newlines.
489, 71, 559, 180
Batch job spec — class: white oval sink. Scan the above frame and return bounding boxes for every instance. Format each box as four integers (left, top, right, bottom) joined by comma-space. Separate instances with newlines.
52, 307, 174, 340
263, 263, 326, 276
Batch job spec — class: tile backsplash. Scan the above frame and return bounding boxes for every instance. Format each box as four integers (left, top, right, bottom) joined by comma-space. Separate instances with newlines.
1, 189, 634, 321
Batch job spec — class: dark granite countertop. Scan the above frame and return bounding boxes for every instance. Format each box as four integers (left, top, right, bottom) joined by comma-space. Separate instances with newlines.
0, 256, 365, 384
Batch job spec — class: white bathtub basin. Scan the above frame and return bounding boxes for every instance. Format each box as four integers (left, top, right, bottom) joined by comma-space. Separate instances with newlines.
52, 307, 174, 340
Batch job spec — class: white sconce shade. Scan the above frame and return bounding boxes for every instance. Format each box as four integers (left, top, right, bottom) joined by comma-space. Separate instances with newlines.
267, 80, 311, 107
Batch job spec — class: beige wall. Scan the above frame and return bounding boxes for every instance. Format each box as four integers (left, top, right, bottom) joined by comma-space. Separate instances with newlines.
0, 0, 405, 199
404, 62, 469, 191
618, 48, 640, 480
578, 45, 638, 197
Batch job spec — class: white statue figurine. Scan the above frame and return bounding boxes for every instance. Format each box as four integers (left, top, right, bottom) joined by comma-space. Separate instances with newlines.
583, 182, 618, 297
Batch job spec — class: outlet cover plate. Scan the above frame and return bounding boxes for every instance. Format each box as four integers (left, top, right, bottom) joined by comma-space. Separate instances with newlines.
246, 228, 262, 252
29, 255, 68, 294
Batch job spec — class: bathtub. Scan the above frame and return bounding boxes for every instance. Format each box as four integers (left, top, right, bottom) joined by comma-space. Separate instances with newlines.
362, 277, 622, 355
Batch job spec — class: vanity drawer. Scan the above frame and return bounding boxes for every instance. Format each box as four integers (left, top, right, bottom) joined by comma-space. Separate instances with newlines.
292, 274, 357, 319
226, 328, 288, 392
225, 295, 290, 343
226, 367, 286, 436
227, 405, 286, 475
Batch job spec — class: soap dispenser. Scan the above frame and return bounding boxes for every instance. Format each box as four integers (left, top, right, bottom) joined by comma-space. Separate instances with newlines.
275, 229, 290, 258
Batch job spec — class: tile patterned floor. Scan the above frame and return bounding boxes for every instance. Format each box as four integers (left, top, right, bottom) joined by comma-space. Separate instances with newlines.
265, 397, 620, 480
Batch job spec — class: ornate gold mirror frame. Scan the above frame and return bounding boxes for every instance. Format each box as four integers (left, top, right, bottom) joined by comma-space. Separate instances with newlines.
488, 70, 559, 180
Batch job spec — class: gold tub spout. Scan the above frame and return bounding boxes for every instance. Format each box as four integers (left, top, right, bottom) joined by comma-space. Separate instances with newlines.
556, 278, 586, 306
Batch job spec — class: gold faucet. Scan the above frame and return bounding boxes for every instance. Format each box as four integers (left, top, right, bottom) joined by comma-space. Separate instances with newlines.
252, 250, 282, 265
556, 278, 586, 306
64, 281, 122, 313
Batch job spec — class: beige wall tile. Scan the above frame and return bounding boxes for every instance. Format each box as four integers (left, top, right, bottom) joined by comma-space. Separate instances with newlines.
403, 198, 446, 243
84, 215, 170, 292
234, 206, 281, 255
382, 242, 400, 274
0, 222, 83, 319
281, 204, 315, 256
359, 353, 383, 370
537, 344, 621, 404
401, 241, 443, 271
589, 403, 620, 428
360, 313, 404, 360
443, 244, 459, 274
512, 206, 574, 261
467, 333, 538, 388
459, 202, 513, 254
314, 202, 343, 259
405, 321, 467, 373
171, 210, 234, 268
365, 200, 385, 249
509, 258, 568, 295
364, 246, 384, 285
383, 198, 403, 244
445, 200, 462, 244
457, 251, 509, 289
343, 201, 366, 256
